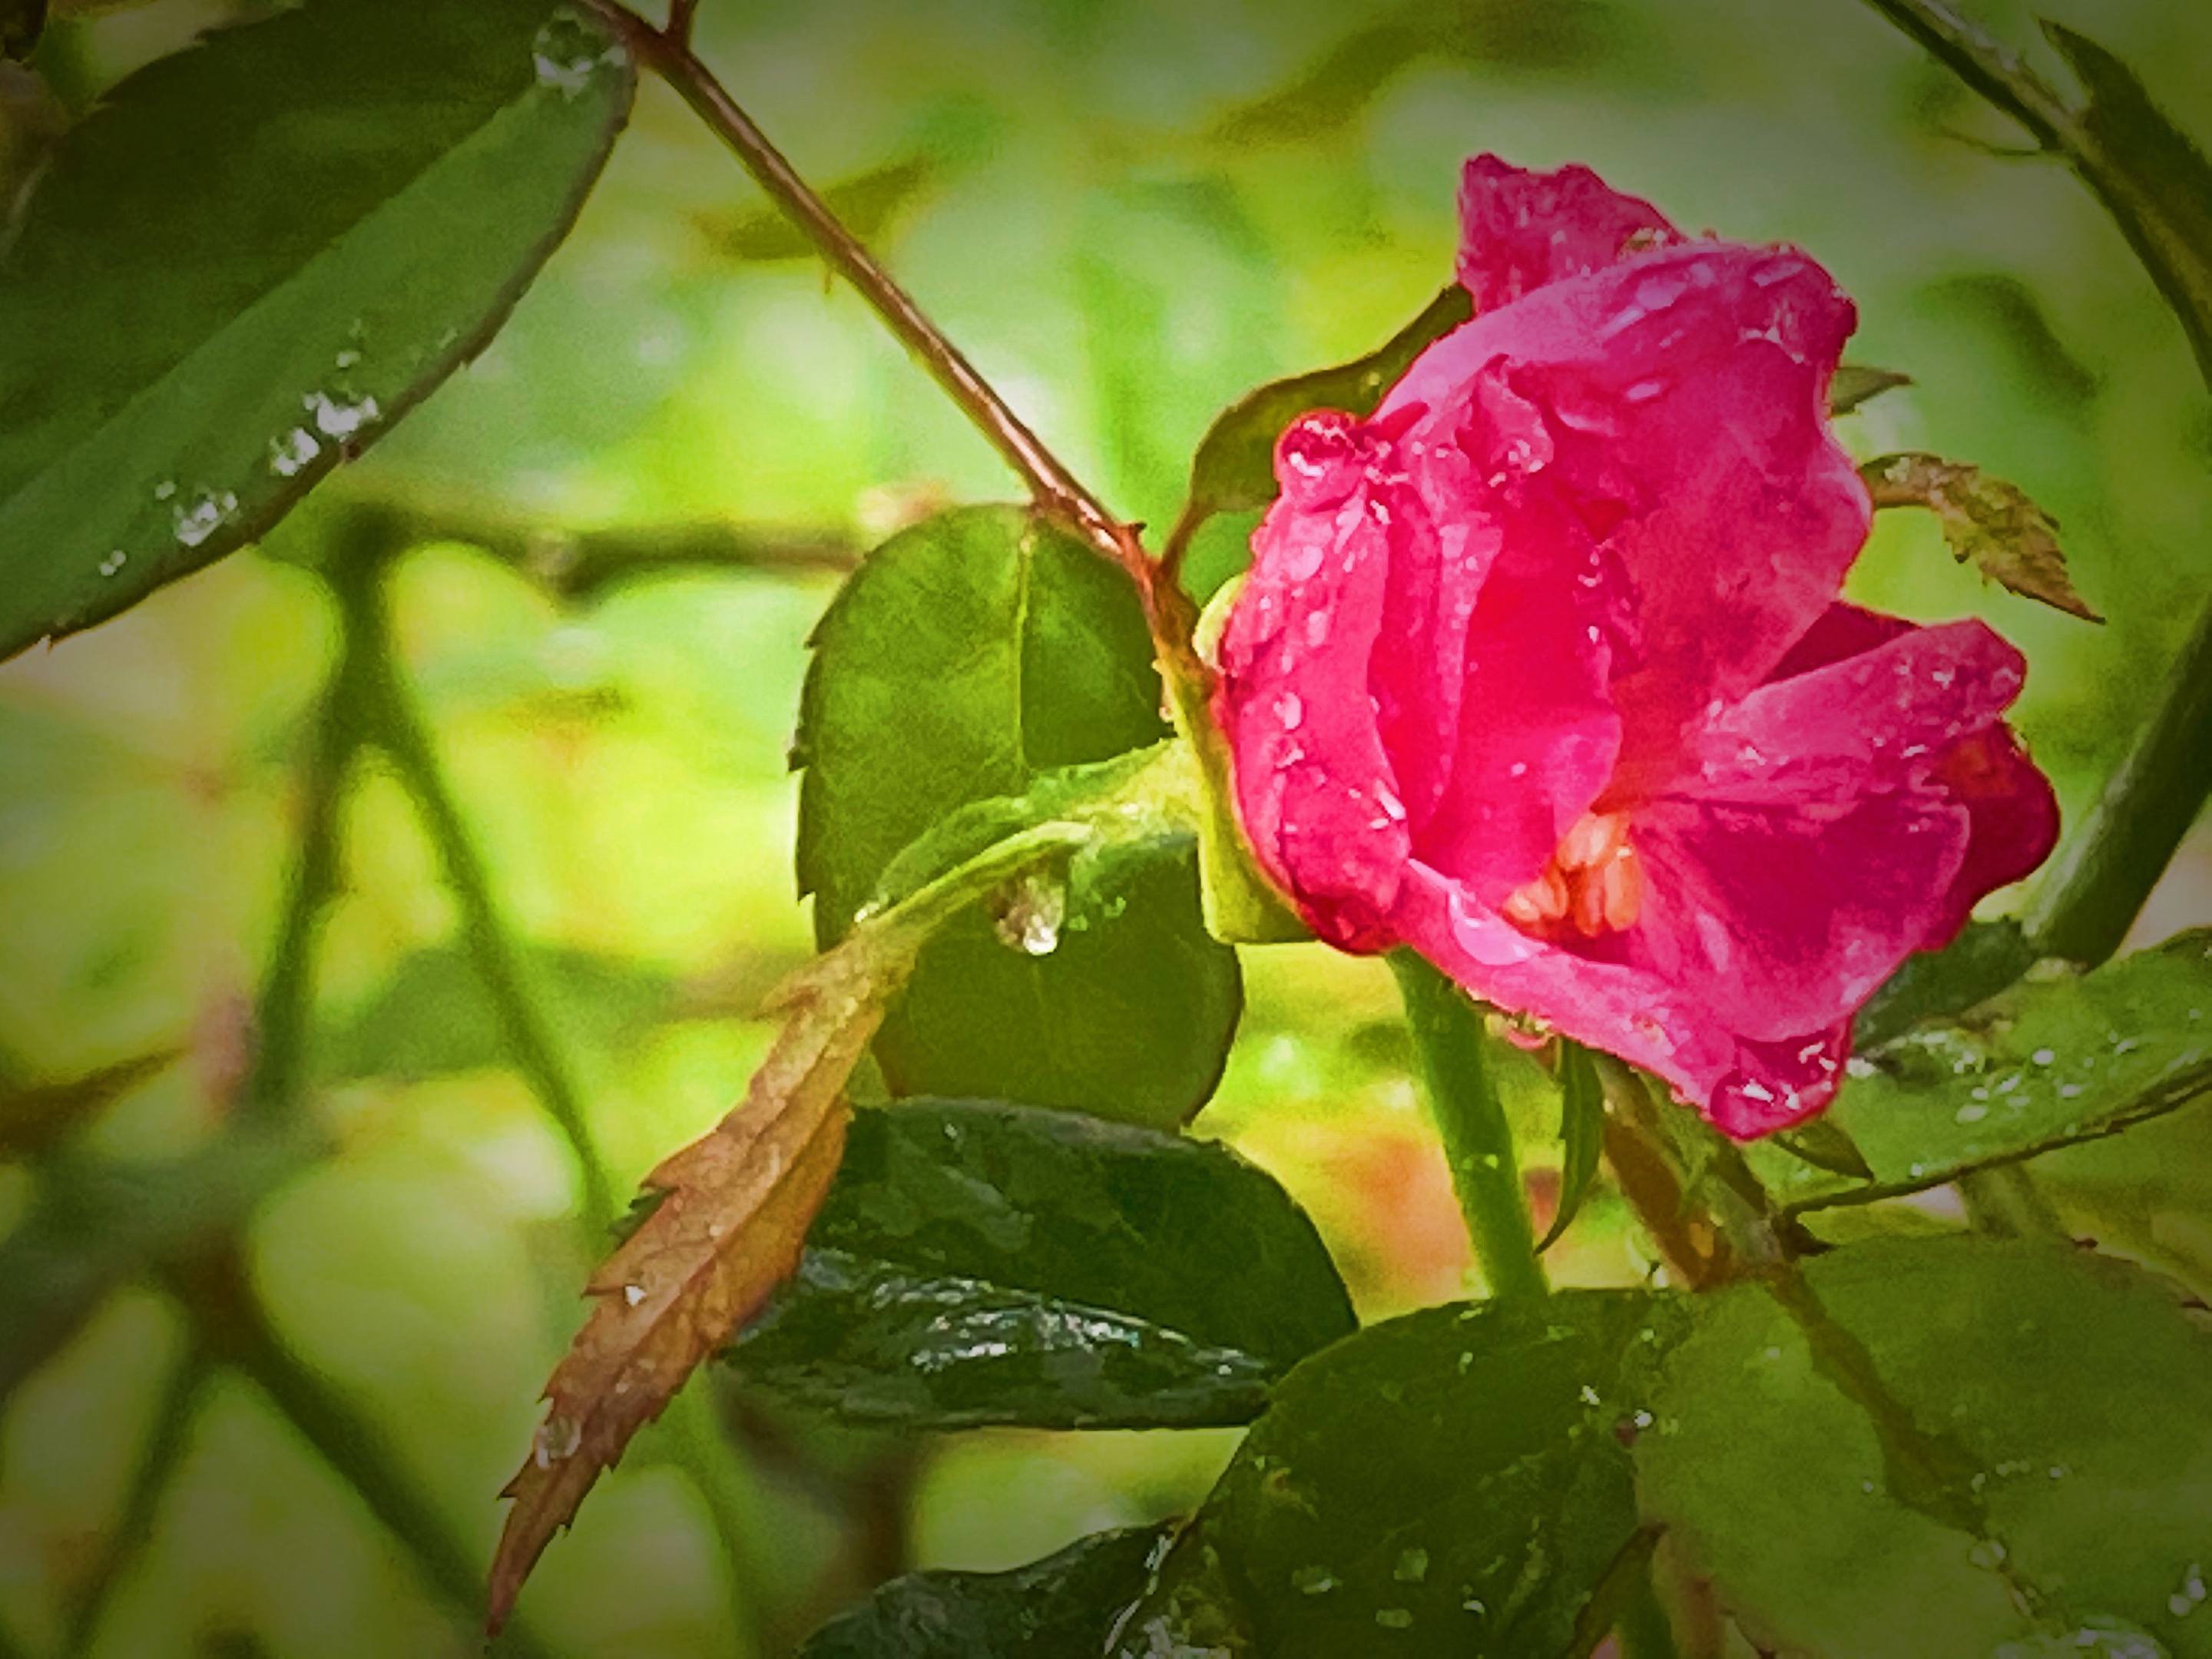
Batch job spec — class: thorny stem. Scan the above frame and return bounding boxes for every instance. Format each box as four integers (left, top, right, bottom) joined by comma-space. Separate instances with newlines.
1387, 952, 1549, 1304
1858, 0, 2070, 147
589, 3, 1211, 695
59, 1346, 213, 1659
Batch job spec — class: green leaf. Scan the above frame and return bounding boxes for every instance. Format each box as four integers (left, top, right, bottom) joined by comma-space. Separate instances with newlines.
0, 0, 634, 661
316, 942, 679, 1082
1181, 285, 1472, 524
1828, 363, 1912, 415
1113, 1292, 1687, 1659
1637, 1237, 2212, 1657
1538, 1040, 1607, 1252
1747, 929, 2212, 1214
1862, 452, 2100, 621
794, 505, 1241, 1128
724, 1098, 1356, 1429
797, 1525, 1170, 1659
1854, 918, 2041, 1049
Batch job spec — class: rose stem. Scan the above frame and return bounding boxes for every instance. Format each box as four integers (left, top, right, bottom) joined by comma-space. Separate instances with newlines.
1388, 952, 1550, 1304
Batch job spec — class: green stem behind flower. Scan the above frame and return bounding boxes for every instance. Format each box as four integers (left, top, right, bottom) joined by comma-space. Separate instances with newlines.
1388, 952, 1548, 1303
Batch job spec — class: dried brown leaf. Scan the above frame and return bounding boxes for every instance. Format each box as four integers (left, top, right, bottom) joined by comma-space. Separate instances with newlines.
486, 945, 884, 1632
1863, 451, 2103, 622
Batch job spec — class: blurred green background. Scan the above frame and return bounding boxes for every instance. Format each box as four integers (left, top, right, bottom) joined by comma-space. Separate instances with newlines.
4, 0, 2212, 1654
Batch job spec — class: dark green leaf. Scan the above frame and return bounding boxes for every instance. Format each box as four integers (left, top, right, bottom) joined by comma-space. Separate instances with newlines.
1181, 286, 1471, 523
1638, 1237, 2212, 1657
795, 506, 1240, 1128
1854, 918, 2041, 1049
798, 1525, 1170, 1659
1538, 1040, 1605, 1252
1113, 1292, 1687, 1659
1770, 1116, 1876, 1184
0, 0, 634, 660
316, 943, 678, 1082
1828, 363, 1912, 415
724, 1099, 1356, 1429
1747, 929, 2212, 1214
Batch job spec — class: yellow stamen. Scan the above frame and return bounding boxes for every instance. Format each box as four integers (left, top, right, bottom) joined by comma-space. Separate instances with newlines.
1504, 811, 1646, 941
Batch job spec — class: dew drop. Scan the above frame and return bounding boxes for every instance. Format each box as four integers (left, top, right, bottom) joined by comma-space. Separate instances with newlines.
1446, 888, 1541, 965
1291, 1565, 1338, 1596
533, 1412, 582, 1468
992, 869, 1065, 957
270, 426, 323, 478
98, 550, 126, 577
1393, 1548, 1429, 1584
622, 1283, 645, 1306
1376, 1608, 1414, 1630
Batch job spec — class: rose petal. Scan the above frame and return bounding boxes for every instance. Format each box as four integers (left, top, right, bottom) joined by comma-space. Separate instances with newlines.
1216, 412, 1413, 948
1389, 863, 1813, 1130
1628, 787, 1972, 1044
1386, 242, 1869, 775
1456, 154, 1681, 313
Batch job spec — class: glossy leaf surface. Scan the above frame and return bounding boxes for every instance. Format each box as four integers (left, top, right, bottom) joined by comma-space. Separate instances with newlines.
1114, 1292, 1684, 1657
795, 505, 1240, 1126
727, 1098, 1356, 1429
0, 0, 633, 658
798, 1525, 1169, 1659
1639, 1237, 2212, 1658
1749, 929, 2212, 1213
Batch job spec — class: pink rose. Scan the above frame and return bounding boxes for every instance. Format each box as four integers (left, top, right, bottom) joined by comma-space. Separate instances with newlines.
1213, 157, 2059, 1139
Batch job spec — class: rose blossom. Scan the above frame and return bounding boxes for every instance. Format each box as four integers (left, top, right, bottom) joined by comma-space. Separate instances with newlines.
1212, 156, 2058, 1139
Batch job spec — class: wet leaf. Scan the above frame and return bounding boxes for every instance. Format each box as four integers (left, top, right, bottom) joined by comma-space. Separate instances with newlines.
0, 1049, 176, 1157
797, 1524, 1171, 1658
1538, 1040, 1606, 1252
0, 0, 634, 660
1114, 1292, 1688, 1659
1180, 286, 1470, 525
1827, 363, 1912, 415
491, 823, 1098, 1629
795, 505, 1240, 1128
1854, 918, 2041, 1050
1863, 452, 2100, 621
1638, 1237, 2212, 1657
726, 1098, 1356, 1429
1745, 929, 2212, 1214
488, 946, 879, 1633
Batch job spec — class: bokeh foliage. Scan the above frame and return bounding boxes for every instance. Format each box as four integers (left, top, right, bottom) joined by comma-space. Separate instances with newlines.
3, 1, 2212, 1656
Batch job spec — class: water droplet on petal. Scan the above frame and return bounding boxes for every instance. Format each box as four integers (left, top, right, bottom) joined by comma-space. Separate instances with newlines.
1447, 889, 1541, 965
